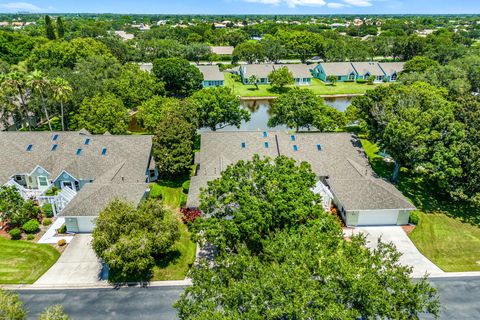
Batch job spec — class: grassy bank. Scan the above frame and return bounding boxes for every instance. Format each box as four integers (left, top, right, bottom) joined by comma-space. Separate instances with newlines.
0, 237, 60, 284
225, 73, 380, 97
361, 139, 480, 272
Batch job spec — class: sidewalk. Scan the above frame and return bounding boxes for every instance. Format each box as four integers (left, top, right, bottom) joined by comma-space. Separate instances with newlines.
37, 217, 74, 244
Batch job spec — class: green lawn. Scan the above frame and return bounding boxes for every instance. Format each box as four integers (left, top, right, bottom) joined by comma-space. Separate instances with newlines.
148, 171, 197, 280
225, 73, 381, 97
0, 237, 60, 284
361, 139, 480, 272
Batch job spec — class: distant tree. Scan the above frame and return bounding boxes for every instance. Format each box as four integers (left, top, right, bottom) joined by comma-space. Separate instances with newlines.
27, 70, 52, 132
247, 75, 259, 89
92, 199, 179, 283
403, 56, 439, 74
153, 112, 194, 177
70, 93, 129, 134
39, 305, 70, 320
326, 75, 337, 85
185, 43, 211, 64
451, 54, 480, 93
177, 221, 439, 319
190, 87, 249, 131
367, 75, 376, 85
0, 289, 26, 320
44, 15, 56, 40
268, 67, 294, 90
137, 96, 181, 133
152, 58, 203, 97
56, 17, 65, 38
232, 41, 265, 64
260, 35, 287, 63
225, 29, 249, 47
50, 77, 72, 131
1, 71, 31, 130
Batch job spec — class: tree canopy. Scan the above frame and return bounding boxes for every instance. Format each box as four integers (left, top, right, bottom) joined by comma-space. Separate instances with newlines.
268, 66, 294, 90
152, 58, 203, 97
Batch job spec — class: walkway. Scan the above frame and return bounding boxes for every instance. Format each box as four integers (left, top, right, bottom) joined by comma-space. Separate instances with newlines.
35, 234, 104, 286
37, 218, 74, 244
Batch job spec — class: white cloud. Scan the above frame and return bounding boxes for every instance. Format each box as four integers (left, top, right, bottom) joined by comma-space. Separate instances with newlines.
0, 2, 44, 12
244, 0, 327, 8
327, 2, 346, 8
342, 0, 373, 7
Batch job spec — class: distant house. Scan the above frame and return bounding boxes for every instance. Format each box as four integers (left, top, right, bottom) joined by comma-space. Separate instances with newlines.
239, 64, 312, 86
0, 130, 156, 233
351, 62, 386, 82
139, 63, 153, 73
187, 131, 415, 227
312, 61, 404, 83
210, 46, 234, 56
197, 65, 225, 87
312, 62, 357, 82
114, 30, 135, 41
378, 62, 405, 82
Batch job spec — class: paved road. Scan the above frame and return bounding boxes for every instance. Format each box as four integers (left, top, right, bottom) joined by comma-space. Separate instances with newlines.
18, 286, 186, 320
17, 278, 480, 319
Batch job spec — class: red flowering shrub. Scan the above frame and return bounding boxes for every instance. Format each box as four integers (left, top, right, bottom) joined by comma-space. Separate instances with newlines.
180, 207, 202, 224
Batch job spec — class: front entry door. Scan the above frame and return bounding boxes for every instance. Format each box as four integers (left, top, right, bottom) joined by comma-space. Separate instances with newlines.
61, 181, 74, 190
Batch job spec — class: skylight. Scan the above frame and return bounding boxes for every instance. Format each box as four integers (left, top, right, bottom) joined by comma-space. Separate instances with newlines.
293, 145, 298, 151
51, 144, 58, 151
290, 134, 296, 141
101, 148, 107, 156
241, 142, 246, 149
317, 144, 322, 151
76, 148, 82, 156
26, 144, 33, 151
52, 134, 59, 141
264, 142, 269, 148
84, 138, 90, 145
263, 131, 268, 137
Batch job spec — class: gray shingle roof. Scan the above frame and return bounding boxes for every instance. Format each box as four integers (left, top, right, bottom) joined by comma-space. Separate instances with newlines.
318, 62, 357, 76
59, 183, 149, 217
197, 65, 224, 81
378, 62, 405, 76
351, 62, 385, 76
0, 131, 154, 185
187, 131, 415, 211
241, 64, 312, 79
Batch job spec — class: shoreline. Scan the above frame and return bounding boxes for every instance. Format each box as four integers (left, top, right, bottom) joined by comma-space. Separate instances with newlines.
240, 93, 364, 100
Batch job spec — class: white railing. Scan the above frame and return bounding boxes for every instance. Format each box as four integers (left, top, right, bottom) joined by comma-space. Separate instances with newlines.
4, 179, 45, 200
55, 187, 77, 212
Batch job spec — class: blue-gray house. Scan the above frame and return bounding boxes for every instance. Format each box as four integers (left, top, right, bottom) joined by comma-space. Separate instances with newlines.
312, 61, 404, 83
197, 65, 225, 88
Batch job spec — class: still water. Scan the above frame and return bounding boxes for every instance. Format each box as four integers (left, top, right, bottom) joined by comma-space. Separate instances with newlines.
208, 96, 354, 132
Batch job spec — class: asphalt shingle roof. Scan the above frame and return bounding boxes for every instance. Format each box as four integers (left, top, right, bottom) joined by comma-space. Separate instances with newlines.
241, 64, 312, 79
351, 62, 385, 76
318, 62, 357, 76
210, 46, 234, 55
197, 65, 224, 81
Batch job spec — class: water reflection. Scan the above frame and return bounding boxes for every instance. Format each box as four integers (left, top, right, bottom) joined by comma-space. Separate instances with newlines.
199, 96, 353, 132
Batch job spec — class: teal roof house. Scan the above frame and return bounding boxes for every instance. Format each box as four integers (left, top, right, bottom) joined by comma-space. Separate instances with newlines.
197, 65, 225, 87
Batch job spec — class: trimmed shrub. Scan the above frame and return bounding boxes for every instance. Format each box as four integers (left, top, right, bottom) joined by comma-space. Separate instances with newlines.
57, 224, 67, 234
148, 184, 163, 199
42, 203, 54, 218
409, 211, 420, 225
356, 79, 367, 84
42, 218, 52, 226
9, 228, 22, 240
182, 180, 190, 193
22, 219, 40, 234
57, 239, 67, 246
180, 207, 202, 224
27, 234, 35, 240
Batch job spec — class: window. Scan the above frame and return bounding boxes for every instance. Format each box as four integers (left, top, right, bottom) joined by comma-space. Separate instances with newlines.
26, 144, 33, 151
264, 142, 269, 148
241, 142, 246, 149
337, 76, 342, 81
290, 134, 296, 141
101, 148, 107, 156
51, 144, 58, 151
52, 134, 59, 141
84, 138, 90, 145
263, 131, 268, 137
391, 73, 397, 81
317, 144, 322, 151
37, 176, 48, 187
293, 145, 298, 151
76, 148, 82, 156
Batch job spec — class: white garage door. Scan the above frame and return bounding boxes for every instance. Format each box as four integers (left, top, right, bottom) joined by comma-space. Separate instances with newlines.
76, 217, 96, 233
357, 210, 399, 226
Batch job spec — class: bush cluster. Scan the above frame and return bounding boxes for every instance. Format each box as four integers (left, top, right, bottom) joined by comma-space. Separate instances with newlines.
22, 219, 40, 234
409, 211, 420, 225
180, 207, 202, 224
9, 228, 22, 240
42, 204, 54, 218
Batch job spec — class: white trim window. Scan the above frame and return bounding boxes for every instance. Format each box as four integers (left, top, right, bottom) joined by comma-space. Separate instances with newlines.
37, 176, 49, 188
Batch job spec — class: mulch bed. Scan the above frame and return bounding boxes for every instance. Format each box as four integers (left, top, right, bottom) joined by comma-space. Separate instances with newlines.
402, 224, 416, 234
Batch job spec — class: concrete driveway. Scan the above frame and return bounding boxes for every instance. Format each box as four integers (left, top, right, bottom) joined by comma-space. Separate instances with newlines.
345, 226, 444, 277
35, 234, 103, 286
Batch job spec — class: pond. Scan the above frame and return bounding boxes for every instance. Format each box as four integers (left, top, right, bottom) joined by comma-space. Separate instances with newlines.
201, 96, 354, 132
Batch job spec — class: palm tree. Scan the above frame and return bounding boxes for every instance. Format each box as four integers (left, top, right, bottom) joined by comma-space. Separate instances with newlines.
28, 70, 52, 132
1, 72, 31, 131
51, 77, 72, 131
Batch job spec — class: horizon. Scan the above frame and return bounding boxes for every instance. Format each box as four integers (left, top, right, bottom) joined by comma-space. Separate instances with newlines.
0, 1, 479, 15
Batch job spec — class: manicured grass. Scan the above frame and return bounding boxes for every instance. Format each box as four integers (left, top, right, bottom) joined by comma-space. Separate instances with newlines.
149, 178, 188, 209
361, 138, 480, 272
0, 237, 60, 284
225, 73, 381, 97
152, 222, 197, 281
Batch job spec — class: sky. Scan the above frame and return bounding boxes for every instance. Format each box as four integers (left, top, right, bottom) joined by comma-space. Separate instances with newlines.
0, 0, 479, 15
